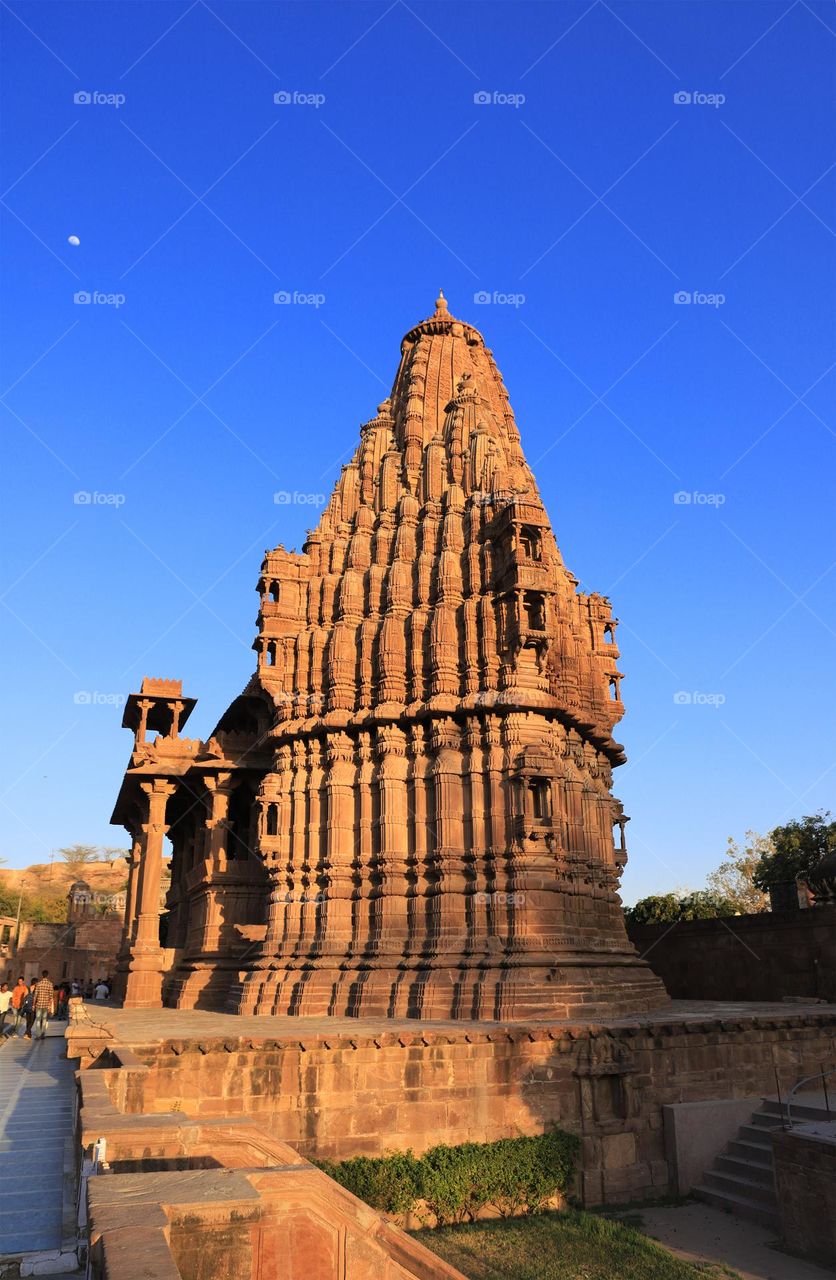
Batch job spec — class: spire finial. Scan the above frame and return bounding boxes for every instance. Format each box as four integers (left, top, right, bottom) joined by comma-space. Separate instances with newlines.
435, 289, 448, 315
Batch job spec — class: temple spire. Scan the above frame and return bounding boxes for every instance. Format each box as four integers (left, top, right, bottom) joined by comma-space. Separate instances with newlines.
435, 288, 449, 315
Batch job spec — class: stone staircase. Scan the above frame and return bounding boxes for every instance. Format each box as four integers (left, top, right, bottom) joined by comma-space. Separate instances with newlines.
694, 1094, 832, 1229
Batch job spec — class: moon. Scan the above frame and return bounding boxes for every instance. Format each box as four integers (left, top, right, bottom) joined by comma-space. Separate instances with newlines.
68, 235, 80, 246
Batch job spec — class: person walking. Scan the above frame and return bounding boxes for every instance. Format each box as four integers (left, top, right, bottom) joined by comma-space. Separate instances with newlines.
31, 970, 54, 1040
22, 981, 36, 1038
0, 983, 11, 1035
6, 976, 28, 1037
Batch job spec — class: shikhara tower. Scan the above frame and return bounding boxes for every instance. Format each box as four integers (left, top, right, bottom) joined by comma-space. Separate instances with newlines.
112, 293, 668, 1018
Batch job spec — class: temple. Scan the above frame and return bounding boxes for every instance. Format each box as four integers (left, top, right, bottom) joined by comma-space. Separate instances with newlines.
112, 292, 667, 1018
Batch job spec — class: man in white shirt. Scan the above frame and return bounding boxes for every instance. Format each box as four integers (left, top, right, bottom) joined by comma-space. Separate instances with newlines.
0, 983, 11, 1034
94, 980, 109, 1001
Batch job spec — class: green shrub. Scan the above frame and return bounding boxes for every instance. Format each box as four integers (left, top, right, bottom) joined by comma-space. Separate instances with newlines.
317, 1129, 579, 1225
317, 1149, 424, 1216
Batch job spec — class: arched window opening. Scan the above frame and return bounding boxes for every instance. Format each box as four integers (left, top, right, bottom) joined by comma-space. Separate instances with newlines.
269, 580, 281, 603
609, 677, 620, 701
267, 641, 277, 667
266, 804, 278, 837
523, 592, 546, 631
520, 526, 542, 561
528, 778, 551, 820
603, 623, 614, 644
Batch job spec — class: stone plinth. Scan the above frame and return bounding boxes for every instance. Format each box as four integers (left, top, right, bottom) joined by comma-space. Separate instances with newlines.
68, 1000, 836, 1207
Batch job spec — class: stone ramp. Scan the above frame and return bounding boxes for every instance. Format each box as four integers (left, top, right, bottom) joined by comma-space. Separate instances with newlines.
0, 1029, 76, 1257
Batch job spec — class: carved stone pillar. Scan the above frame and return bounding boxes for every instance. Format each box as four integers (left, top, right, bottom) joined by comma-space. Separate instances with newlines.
122, 778, 174, 1008
373, 724, 410, 953
119, 834, 142, 953
321, 732, 356, 954
429, 719, 468, 953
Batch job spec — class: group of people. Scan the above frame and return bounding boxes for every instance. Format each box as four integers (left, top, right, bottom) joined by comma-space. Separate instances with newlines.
0, 972, 112, 1041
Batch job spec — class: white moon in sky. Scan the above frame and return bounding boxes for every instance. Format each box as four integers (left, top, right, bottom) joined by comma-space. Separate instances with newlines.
68, 235, 80, 246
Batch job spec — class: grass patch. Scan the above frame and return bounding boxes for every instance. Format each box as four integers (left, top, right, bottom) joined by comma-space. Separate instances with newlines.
412, 1208, 741, 1280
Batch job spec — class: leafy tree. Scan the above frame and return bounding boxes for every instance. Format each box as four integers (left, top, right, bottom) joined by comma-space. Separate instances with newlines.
624, 890, 737, 927
753, 812, 836, 890
706, 832, 771, 914
624, 894, 683, 926
99, 846, 129, 864
59, 844, 101, 874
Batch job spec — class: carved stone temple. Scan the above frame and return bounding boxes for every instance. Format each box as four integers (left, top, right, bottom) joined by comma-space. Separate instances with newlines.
112, 292, 667, 1018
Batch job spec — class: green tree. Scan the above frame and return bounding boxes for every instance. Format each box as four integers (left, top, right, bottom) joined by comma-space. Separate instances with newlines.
624, 890, 736, 927
59, 844, 101, 875
706, 832, 771, 914
753, 812, 836, 890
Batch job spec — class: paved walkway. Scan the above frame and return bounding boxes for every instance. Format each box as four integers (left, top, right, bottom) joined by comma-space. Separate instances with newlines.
635, 1202, 834, 1280
0, 1024, 75, 1257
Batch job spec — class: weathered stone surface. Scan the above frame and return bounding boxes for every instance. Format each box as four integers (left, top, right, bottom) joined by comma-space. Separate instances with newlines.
110, 294, 666, 1021
772, 1124, 836, 1268
70, 1000, 836, 1206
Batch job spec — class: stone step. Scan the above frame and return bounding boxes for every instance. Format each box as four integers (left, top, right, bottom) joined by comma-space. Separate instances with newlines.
701, 1168, 778, 1207
726, 1138, 774, 1165
693, 1184, 779, 1231
737, 1122, 775, 1147
760, 1096, 834, 1123
714, 1153, 775, 1184
748, 1111, 785, 1130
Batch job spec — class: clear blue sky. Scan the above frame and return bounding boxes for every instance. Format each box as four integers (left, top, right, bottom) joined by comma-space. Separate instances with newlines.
1, 1, 834, 903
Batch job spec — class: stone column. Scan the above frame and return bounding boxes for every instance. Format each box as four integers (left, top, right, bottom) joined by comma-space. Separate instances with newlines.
122, 779, 174, 1008
373, 724, 410, 953
429, 719, 468, 955
120, 835, 141, 951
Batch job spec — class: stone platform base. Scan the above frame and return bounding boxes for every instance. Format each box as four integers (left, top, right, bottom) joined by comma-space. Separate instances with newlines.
165, 951, 669, 1021
70, 1000, 836, 1206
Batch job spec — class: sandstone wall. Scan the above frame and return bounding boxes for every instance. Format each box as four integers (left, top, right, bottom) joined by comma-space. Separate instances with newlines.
627, 905, 836, 1003
101, 1010, 836, 1205
772, 1126, 836, 1268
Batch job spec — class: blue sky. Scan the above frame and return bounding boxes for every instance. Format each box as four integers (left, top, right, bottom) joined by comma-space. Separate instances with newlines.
1, 1, 834, 902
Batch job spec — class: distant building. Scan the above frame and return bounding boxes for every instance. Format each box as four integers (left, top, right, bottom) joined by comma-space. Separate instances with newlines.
1, 881, 122, 986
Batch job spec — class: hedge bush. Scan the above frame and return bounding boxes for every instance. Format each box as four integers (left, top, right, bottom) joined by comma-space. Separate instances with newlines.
317, 1130, 579, 1225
